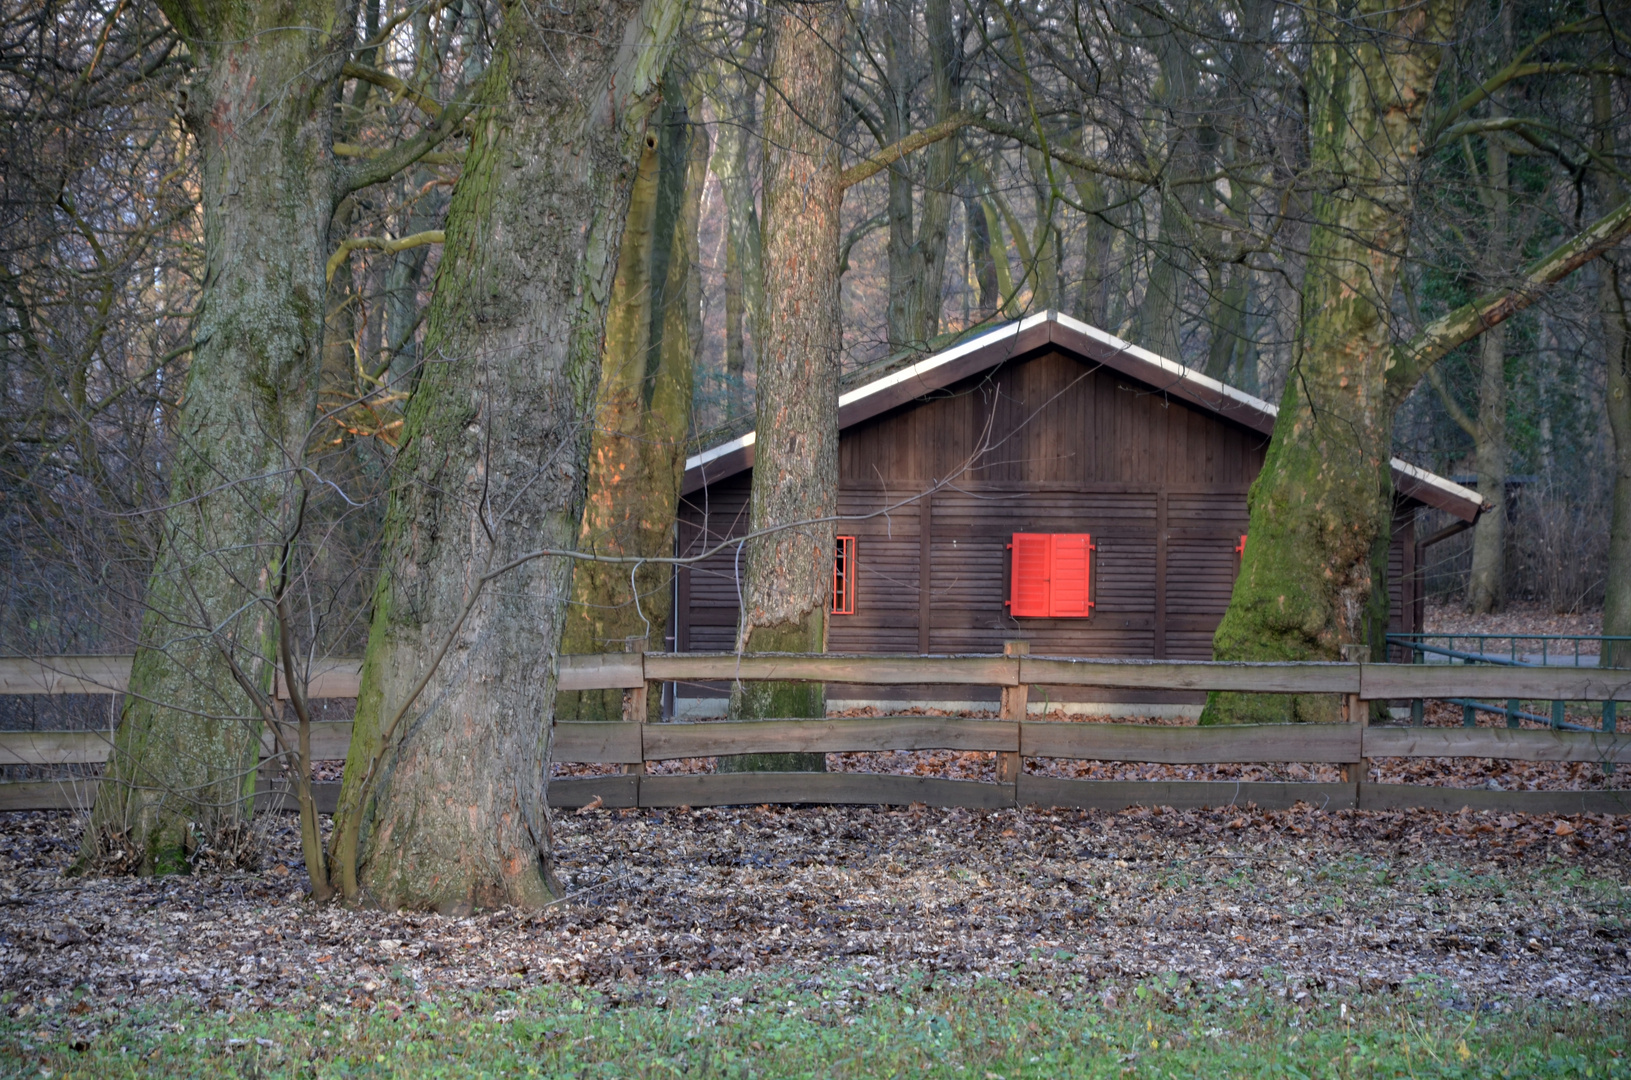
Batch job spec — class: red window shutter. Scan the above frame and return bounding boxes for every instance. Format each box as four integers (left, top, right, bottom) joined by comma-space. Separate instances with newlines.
1007, 533, 1051, 617
832, 536, 856, 615
1048, 533, 1095, 617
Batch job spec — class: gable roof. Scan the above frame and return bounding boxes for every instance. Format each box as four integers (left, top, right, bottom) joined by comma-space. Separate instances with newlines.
683, 311, 1489, 522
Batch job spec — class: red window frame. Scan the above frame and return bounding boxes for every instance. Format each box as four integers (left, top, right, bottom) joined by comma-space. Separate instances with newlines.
1005, 532, 1095, 618
832, 535, 857, 615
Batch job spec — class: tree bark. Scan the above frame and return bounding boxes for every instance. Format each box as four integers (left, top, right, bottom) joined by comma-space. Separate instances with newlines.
723, 0, 843, 771
1203, 0, 1463, 724
1604, 258, 1631, 669
883, 0, 958, 351
83, 0, 353, 873
1467, 15, 1512, 616
1596, 71, 1631, 669
332, 0, 686, 911
707, 53, 764, 419
965, 195, 999, 316
1468, 321, 1507, 613
558, 70, 708, 721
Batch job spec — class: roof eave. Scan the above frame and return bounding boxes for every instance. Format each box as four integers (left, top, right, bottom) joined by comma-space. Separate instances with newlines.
681, 311, 1487, 521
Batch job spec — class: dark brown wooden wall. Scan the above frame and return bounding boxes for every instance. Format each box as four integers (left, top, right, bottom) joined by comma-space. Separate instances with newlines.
675, 347, 1419, 681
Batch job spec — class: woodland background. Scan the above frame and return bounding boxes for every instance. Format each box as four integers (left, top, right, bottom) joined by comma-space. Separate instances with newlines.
2, 0, 1624, 677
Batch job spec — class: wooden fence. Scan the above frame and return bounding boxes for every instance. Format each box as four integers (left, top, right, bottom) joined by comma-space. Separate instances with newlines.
2, 652, 1629, 816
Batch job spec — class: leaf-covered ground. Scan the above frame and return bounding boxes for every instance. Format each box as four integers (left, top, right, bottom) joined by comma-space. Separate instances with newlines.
1, 803, 1627, 1021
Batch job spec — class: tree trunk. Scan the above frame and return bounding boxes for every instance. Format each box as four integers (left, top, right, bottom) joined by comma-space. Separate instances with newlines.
1203, 0, 1462, 724
708, 58, 764, 419
331, 0, 686, 912
1467, 22, 1512, 616
1596, 71, 1631, 668
725, 234, 747, 419
884, 0, 958, 351
964, 195, 999, 316
1468, 322, 1507, 613
1605, 258, 1631, 669
1133, 16, 1199, 361
558, 71, 708, 721
723, 0, 843, 771
82, 1, 352, 874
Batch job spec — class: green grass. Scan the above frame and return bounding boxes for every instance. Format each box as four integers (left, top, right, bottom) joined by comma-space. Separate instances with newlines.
3, 970, 1627, 1079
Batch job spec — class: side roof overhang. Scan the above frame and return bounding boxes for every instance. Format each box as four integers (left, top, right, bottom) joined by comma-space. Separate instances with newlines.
682, 311, 1490, 523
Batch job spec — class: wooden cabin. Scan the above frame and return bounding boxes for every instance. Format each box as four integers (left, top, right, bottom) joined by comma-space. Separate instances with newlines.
671, 312, 1486, 716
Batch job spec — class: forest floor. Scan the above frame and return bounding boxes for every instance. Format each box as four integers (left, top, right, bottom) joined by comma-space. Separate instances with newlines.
1, 802, 1627, 1020
1422, 601, 1603, 642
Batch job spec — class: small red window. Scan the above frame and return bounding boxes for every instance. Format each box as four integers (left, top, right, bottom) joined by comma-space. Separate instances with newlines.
832, 535, 856, 615
1005, 533, 1095, 618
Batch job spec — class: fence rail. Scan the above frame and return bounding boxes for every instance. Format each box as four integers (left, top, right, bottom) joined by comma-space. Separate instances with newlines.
3, 651, 1629, 816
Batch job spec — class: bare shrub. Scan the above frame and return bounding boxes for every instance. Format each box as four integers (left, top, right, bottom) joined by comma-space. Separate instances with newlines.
1510, 482, 1608, 614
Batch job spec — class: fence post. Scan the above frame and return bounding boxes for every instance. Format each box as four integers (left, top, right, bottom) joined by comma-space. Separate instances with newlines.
622, 638, 648, 777
998, 641, 1028, 787
1551, 699, 1566, 731
1340, 645, 1369, 787
1606, 701, 1617, 776
1506, 698, 1520, 729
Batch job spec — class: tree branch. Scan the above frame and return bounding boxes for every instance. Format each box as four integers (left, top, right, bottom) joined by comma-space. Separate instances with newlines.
336, 80, 483, 197
326, 230, 445, 282
1388, 197, 1631, 405
838, 112, 977, 191
970, 115, 1156, 186
1425, 364, 1479, 438
334, 141, 461, 167
341, 61, 443, 120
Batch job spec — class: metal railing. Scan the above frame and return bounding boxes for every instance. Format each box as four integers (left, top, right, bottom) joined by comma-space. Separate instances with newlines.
1386, 634, 1622, 747
1387, 632, 1631, 667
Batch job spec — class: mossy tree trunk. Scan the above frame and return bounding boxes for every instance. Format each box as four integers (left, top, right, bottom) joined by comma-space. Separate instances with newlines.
83, 0, 353, 874
558, 67, 710, 722
723, 0, 843, 772
331, 0, 687, 912
1205, 3, 1631, 721
1203, 0, 1463, 724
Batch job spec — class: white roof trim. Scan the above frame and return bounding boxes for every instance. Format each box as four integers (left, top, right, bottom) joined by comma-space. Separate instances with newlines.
684, 310, 1486, 513
684, 314, 1041, 475
1050, 311, 1278, 417
835, 312, 1040, 409
1049, 313, 1486, 510
1388, 455, 1488, 508
685, 430, 753, 474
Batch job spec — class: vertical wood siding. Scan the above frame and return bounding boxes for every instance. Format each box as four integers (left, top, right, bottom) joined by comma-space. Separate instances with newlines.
674, 347, 1421, 700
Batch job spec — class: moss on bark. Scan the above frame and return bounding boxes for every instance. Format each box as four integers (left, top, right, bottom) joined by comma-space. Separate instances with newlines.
558, 70, 708, 723
1203, 0, 1461, 724
332, 0, 687, 912
83, 2, 350, 872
